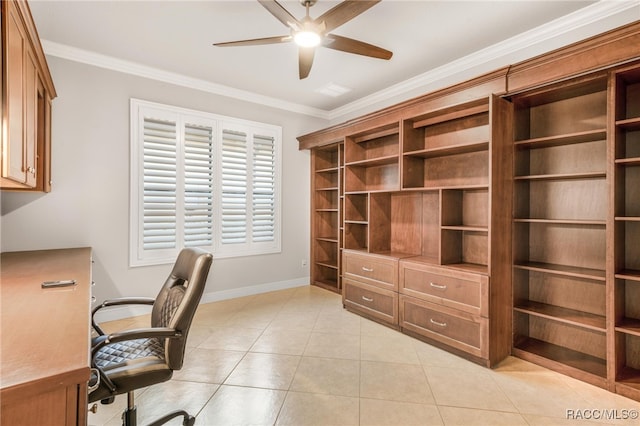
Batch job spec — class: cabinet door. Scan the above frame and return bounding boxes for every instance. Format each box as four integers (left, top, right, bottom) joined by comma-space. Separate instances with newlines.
23, 47, 38, 187
3, 3, 27, 184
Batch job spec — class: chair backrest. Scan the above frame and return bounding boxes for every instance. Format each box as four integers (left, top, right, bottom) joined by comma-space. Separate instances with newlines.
151, 247, 213, 370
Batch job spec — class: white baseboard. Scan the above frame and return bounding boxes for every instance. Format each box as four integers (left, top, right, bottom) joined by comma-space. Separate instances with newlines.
93, 277, 310, 323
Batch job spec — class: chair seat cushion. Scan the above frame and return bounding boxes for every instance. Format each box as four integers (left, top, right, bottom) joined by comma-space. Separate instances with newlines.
89, 338, 173, 403
95, 337, 164, 368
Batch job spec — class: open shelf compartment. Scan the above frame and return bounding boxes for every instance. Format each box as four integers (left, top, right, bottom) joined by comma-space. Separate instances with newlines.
513, 75, 608, 143
514, 268, 606, 332
402, 98, 490, 190
615, 332, 640, 395
615, 278, 640, 337
513, 311, 607, 379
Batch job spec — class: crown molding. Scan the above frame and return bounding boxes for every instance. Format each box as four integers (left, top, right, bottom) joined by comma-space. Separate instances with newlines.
40, 1, 639, 123
40, 39, 332, 120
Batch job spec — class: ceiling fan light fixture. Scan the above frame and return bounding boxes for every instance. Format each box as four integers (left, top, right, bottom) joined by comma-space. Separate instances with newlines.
294, 30, 321, 47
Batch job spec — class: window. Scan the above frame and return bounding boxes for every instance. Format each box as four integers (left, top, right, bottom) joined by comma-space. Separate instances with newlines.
130, 99, 281, 266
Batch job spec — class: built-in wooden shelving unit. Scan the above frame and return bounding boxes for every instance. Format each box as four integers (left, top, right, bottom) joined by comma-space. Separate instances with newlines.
299, 21, 640, 402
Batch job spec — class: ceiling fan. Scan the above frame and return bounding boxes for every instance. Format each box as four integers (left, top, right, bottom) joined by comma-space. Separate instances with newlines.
213, 0, 393, 79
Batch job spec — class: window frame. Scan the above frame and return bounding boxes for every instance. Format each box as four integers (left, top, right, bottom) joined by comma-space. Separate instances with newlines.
129, 99, 282, 267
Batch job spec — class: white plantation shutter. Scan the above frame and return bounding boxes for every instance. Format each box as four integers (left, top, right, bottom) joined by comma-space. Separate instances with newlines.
221, 129, 248, 244
184, 123, 214, 247
142, 117, 177, 251
131, 99, 281, 266
252, 134, 276, 242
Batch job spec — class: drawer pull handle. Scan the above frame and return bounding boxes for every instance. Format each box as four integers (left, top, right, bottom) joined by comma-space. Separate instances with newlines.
429, 282, 447, 290
430, 318, 447, 327
362, 267, 374, 272
362, 296, 374, 302
41, 279, 76, 288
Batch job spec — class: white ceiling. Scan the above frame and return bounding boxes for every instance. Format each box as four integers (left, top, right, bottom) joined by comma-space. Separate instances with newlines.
29, 1, 640, 120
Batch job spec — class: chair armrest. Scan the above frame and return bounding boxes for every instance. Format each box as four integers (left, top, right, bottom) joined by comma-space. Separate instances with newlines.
91, 297, 155, 336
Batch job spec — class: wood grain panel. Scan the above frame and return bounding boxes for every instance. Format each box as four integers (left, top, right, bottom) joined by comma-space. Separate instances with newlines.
343, 250, 399, 290
400, 295, 487, 358
399, 261, 488, 316
343, 278, 398, 326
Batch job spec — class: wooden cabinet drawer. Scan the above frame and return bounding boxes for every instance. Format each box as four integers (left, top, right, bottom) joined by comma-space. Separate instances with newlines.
399, 261, 488, 317
343, 250, 398, 290
400, 295, 487, 358
343, 278, 398, 326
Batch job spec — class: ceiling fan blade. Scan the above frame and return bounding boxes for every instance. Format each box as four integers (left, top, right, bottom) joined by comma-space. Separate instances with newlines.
316, 0, 380, 33
323, 34, 392, 60
214, 35, 292, 47
258, 0, 301, 30
298, 46, 315, 79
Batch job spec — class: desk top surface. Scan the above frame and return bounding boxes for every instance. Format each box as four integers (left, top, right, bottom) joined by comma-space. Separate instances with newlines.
1, 247, 92, 389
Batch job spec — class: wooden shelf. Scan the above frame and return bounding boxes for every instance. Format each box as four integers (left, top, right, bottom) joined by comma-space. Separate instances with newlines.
406, 184, 489, 192
442, 262, 489, 275
411, 99, 489, 128
616, 116, 640, 130
513, 337, 607, 379
514, 301, 606, 332
352, 124, 399, 144
514, 129, 607, 149
403, 141, 488, 159
615, 216, 640, 222
313, 278, 339, 292
514, 261, 606, 281
617, 366, 640, 389
616, 318, 640, 337
616, 269, 640, 281
315, 260, 338, 269
315, 166, 339, 174
315, 209, 338, 213
514, 171, 606, 181
441, 225, 488, 232
615, 157, 640, 166
345, 154, 399, 167
514, 218, 606, 226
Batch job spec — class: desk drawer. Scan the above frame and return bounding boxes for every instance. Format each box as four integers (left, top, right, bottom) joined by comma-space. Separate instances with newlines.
343, 278, 398, 326
343, 251, 398, 290
400, 261, 488, 317
400, 295, 487, 358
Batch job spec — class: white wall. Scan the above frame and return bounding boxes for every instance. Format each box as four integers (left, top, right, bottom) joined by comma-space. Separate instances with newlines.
0, 57, 328, 313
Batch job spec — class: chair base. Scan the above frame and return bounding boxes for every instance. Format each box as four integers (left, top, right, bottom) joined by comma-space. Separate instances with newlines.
147, 410, 195, 426
114, 391, 195, 426
120, 406, 195, 426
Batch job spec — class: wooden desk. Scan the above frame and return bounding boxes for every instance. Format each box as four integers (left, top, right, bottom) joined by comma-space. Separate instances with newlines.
1, 248, 92, 426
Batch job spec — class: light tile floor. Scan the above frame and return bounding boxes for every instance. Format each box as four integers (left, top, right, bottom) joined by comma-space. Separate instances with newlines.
89, 286, 640, 426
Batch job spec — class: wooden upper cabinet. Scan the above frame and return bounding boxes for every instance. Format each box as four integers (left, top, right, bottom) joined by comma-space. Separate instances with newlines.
1, 0, 56, 191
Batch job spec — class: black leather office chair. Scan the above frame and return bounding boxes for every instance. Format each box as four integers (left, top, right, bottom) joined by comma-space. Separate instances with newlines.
89, 248, 213, 426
